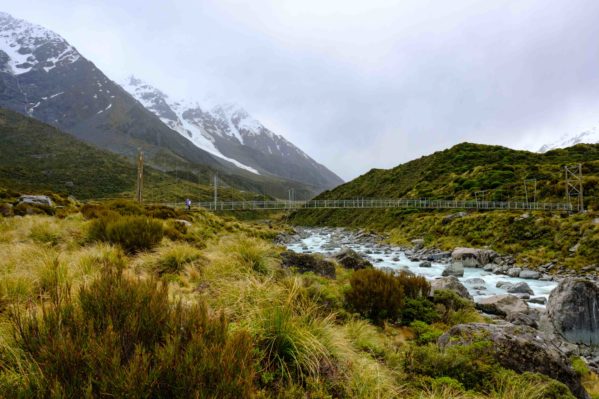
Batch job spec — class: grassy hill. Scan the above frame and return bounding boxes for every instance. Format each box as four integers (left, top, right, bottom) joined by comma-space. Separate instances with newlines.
315, 142, 599, 208
292, 143, 599, 269
0, 108, 254, 202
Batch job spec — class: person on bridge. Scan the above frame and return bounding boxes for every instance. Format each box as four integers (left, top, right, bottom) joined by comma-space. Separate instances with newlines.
185, 198, 192, 211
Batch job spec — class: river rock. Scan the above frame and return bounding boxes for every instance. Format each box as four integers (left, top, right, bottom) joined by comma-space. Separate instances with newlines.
483, 264, 494, 271
464, 278, 485, 285
333, 248, 373, 270
507, 267, 522, 277
529, 296, 548, 305
507, 282, 534, 295
430, 276, 472, 300
451, 247, 497, 267
441, 262, 464, 277
548, 279, 599, 346
476, 294, 529, 317
280, 250, 336, 278
438, 323, 590, 399
18, 195, 53, 207
419, 261, 432, 268
496, 281, 513, 289
519, 269, 541, 279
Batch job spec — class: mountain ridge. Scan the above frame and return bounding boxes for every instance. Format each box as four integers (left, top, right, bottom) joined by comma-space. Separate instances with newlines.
122, 76, 343, 189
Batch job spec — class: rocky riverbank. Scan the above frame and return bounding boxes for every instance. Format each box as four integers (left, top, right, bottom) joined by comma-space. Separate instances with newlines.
279, 226, 599, 380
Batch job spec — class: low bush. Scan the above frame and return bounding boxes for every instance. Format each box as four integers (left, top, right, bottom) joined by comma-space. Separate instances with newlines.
5, 263, 256, 398
401, 297, 439, 325
13, 203, 54, 216
345, 268, 404, 324
409, 321, 443, 345
396, 271, 431, 298
432, 289, 479, 325
88, 215, 163, 253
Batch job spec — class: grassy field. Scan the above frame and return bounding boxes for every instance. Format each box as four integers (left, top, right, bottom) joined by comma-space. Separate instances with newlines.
0, 200, 596, 398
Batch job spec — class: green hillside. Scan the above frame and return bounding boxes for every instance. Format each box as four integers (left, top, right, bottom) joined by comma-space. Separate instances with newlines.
0, 108, 253, 202
316, 142, 599, 208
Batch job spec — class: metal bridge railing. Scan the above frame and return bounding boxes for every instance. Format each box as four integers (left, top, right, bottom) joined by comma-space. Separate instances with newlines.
194, 198, 573, 212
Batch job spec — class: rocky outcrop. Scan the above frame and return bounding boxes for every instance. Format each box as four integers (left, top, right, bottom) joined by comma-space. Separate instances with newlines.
441, 262, 464, 277
333, 248, 373, 270
507, 281, 534, 295
548, 279, 599, 346
430, 276, 472, 300
451, 247, 497, 267
280, 250, 336, 278
476, 295, 529, 317
438, 323, 590, 399
18, 195, 53, 207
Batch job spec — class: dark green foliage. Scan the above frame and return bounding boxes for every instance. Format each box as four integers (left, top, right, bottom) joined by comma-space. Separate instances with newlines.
432, 289, 476, 324
345, 269, 404, 324
280, 251, 336, 278
88, 215, 164, 253
8, 264, 255, 398
409, 321, 443, 345
401, 298, 439, 325
404, 341, 498, 391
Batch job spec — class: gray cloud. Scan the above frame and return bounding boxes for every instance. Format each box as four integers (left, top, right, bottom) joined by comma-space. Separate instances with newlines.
3, 0, 599, 180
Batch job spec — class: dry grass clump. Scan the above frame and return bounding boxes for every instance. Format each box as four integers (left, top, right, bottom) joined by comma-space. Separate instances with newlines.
1, 263, 256, 398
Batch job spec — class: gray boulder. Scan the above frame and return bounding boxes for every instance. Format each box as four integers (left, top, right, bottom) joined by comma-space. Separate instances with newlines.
451, 247, 498, 267
496, 281, 513, 290
507, 282, 534, 295
280, 251, 336, 278
438, 323, 590, 399
18, 195, 53, 207
507, 267, 522, 277
430, 276, 472, 300
441, 262, 464, 277
419, 261, 432, 268
548, 279, 599, 346
476, 294, 529, 317
519, 269, 541, 279
464, 278, 485, 285
529, 296, 548, 305
333, 248, 373, 270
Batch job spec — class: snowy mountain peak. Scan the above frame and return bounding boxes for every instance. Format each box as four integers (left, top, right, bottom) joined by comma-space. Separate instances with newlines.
121, 77, 343, 187
539, 125, 599, 152
0, 11, 80, 75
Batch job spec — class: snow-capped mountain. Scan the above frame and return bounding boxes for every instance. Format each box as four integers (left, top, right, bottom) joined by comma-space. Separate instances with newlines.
539, 126, 599, 152
122, 76, 343, 189
0, 12, 234, 169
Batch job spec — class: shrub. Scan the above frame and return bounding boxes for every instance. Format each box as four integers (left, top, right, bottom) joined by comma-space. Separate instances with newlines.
432, 289, 478, 325
7, 263, 256, 398
88, 215, 163, 253
105, 199, 145, 216
409, 321, 443, 345
396, 271, 431, 299
345, 268, 404, 324
400, 297, 439, 325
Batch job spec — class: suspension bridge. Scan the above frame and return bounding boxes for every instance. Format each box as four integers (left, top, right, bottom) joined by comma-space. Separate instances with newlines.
194, 198, 575, 212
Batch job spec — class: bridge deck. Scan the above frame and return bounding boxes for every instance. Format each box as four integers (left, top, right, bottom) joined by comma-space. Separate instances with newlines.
194, 199, 573, 212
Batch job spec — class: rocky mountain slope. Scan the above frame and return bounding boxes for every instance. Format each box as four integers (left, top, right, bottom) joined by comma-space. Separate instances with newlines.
0, 11, 228, 172
0, 108, 255, 201
540, 126, 599, 152
122, 76, 343, 189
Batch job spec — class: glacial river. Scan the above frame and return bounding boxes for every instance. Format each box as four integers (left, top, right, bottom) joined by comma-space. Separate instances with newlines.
286, 229, 558, 305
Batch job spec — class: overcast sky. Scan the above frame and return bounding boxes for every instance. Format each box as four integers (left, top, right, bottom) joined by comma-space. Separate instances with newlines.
4, 0, 599, 180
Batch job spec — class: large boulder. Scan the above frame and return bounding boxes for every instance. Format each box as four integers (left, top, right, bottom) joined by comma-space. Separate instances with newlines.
280, 251, 336, 278
441, 262, 464, 277
548, 279, 599, 346
519, 269, 541, 279
451, 247, 497, 268
507, 281, 534, 295
333, 248, 373, 270
476, 294, 529, 317
430, 276, 472, 300
438, 323, 590, 399
18, 195, 53, 207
